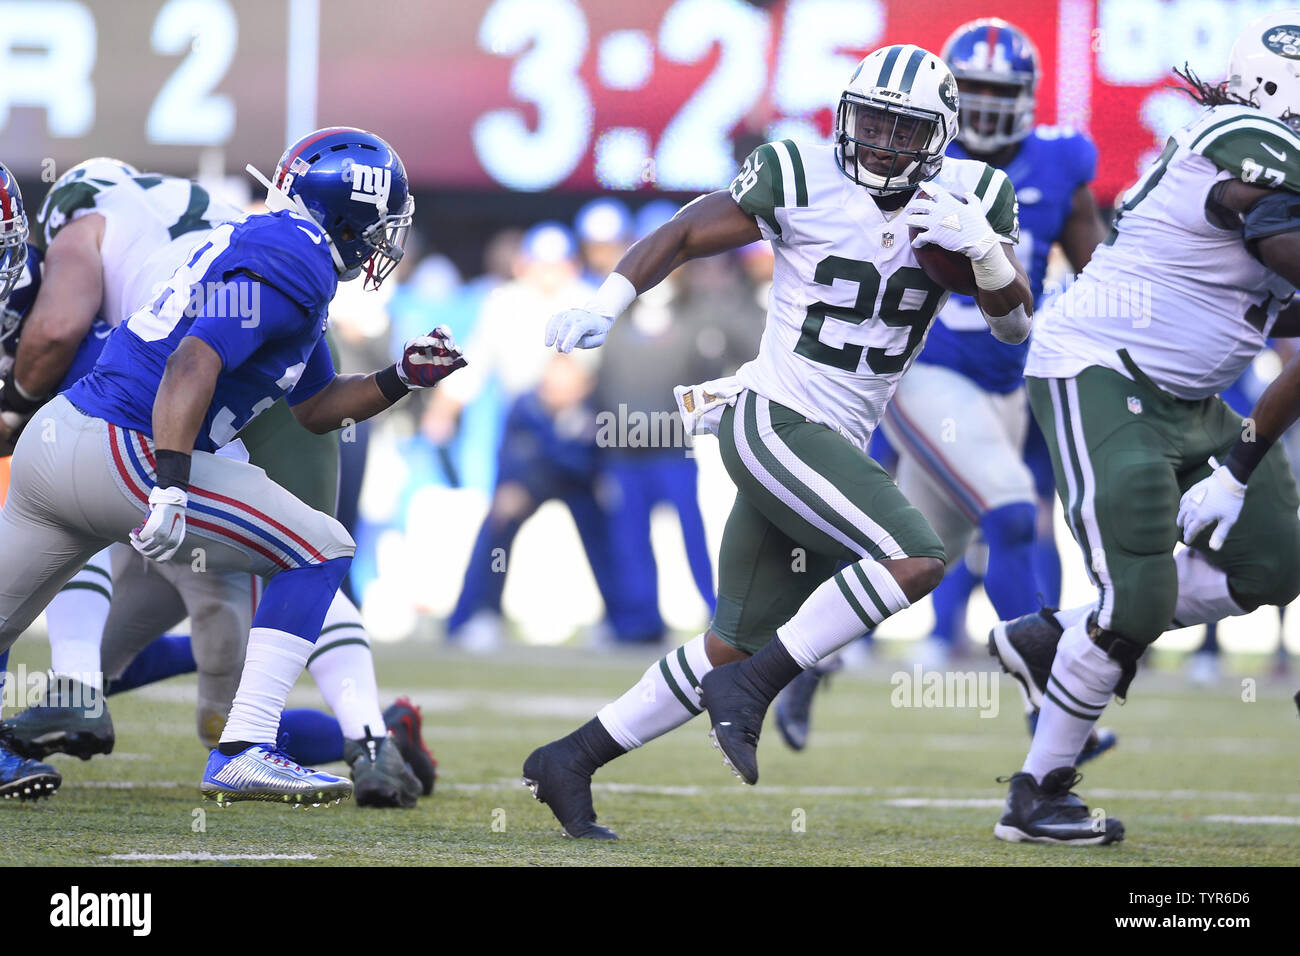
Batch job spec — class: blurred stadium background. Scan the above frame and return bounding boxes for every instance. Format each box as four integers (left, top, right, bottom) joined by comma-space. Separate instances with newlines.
1, 0, 1297, 668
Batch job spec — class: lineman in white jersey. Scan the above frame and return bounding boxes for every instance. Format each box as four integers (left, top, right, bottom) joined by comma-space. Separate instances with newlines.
989, 10, 1300, 844
520, 44, 1034, 838
2, 161, 425, 807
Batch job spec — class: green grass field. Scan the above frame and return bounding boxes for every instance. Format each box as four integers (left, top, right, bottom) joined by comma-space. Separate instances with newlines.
3, 635, 1298, 866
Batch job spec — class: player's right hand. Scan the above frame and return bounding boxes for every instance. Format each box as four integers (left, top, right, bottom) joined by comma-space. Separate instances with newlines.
130, 486, 189, 562
544, 308, 613, 353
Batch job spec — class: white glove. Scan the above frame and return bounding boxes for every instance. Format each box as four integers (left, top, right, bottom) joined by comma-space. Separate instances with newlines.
129, 486, 189, 562
544, 308, 613, 353
1177, 457, 1247, 551
907, 187, 1000, 260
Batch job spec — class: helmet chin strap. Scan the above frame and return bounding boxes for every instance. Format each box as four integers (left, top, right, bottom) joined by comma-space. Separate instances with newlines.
245, 164, 350, 276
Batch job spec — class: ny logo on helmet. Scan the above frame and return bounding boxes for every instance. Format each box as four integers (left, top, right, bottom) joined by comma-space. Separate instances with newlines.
348, 163, 391, 209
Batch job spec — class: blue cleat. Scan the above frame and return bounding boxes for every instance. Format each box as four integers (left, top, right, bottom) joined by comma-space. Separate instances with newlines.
0, 739, 61, 801
200, 744, 353, 808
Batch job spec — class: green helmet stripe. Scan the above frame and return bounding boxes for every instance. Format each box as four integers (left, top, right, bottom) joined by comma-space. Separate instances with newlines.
898, 47, 926, 93
875, 45, 903, 87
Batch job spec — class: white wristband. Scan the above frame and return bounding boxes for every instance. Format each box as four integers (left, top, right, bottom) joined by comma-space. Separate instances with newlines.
972, 242, 1016, 291
584, 272, 638, 320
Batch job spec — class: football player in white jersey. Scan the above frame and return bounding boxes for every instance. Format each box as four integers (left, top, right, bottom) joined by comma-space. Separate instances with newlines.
989, 10, 1300, 845
1, 160, 428, 807
521, 44, 1034, 838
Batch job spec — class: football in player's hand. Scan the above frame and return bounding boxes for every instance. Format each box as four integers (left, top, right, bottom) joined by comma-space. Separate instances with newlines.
909, 226, 977, 296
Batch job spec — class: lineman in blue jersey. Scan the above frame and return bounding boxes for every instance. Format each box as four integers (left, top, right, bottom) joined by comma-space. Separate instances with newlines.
774, 19, 1109, 752
0, 128, 466, 807
0, 162, 65, 801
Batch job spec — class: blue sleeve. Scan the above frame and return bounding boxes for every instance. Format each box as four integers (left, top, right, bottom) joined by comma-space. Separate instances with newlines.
187, 275, 311, 371
1069, 133, 1098, 188
286, 335, 336, 407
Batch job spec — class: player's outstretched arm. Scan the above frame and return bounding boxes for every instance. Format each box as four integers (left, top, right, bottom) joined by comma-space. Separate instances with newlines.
290, 327, 467, 434
971, 242, 1033, 340
545, 191, 761, 353
12, 214, 104, 397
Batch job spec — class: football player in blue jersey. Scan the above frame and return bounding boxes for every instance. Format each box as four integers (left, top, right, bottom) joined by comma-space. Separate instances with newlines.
0, 161, 64, 801
774, 19, 1113, 754
0, 128, 466, 807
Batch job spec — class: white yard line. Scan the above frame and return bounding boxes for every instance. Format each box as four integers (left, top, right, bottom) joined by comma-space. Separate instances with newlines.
107, 852, 318, 861
1202, 815, 1300, 825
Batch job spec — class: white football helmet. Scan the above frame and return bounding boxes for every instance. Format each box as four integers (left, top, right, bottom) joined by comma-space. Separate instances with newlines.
1228, 11, 1300, 131
835, 44, 960, 195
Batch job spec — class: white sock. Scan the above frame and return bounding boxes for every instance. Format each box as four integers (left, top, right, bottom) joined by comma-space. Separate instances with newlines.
1023, 617, 1121, 781
597, 633, 713, 750
45, 548, 113, 690
778, 559, 910, 668
307, 591, 386, 740
1171, 548, 1247, 627
219, 627, 313, 747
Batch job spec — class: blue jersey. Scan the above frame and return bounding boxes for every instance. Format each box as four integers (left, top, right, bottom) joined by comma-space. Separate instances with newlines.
0, 245, 45, 367
67, 211, 339, 452
918, 128, 1097, 393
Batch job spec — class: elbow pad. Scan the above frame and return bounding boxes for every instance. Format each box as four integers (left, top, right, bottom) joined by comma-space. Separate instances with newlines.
1242, 190, 1300, 260
984, 302, 1032, 345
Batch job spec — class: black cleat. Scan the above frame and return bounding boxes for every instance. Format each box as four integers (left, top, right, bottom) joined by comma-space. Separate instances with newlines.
993, 766, 1124, 845
773, 657, 842, 752
989, 608, 1063, 712
521, 741, 617, 840
700, 662, 769, 785
1, 675, 114, 760
345, 730, 422, 809
383, 697, 437, 796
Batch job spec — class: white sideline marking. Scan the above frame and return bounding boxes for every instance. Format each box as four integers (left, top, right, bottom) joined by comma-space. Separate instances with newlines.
108, 852, 318, 861
885, 798, 1004, 808
1202, 815, 1300, 825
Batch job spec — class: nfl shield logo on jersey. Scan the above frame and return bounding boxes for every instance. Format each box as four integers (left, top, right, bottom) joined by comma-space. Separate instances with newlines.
881, 231, 894, 248
1127, 396, 1143, 415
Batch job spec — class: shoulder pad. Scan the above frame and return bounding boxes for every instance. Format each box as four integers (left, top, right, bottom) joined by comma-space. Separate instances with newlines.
219, 212, 338, 316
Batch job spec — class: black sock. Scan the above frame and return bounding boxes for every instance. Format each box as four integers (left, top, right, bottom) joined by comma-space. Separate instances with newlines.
567, 718, 626, 773
218, 740, 256, 757
743, 639, 804, 700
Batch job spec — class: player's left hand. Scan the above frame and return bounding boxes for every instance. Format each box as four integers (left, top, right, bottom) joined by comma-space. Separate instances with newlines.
396, 326, 468, 388
1177, 457, 1247, 550
907, 187, 1000, 260
130, 486, 189, 562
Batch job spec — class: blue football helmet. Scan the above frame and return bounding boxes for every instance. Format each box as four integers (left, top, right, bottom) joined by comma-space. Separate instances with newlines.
255, 127, 414, 288
941, 19, 1040, 153
0, 162, 28, 309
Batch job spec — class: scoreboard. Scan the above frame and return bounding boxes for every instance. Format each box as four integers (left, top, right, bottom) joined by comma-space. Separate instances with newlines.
0, 0, 1292, 203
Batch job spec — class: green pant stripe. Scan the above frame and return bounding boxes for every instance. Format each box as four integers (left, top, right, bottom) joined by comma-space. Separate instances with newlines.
1047, 674, 1104, 715
851, 563, 891, 620
659, 658, 702, 715
79, 563, 112, 584
675, 646, 699, 692
781, 139, 808, 207
834, 572, 876, 628
59, 580, 111, 601
1044, 687, 1103, 721
740, 394, 885, 560
307, 636, 368, 664
1052, 379, 1100, 591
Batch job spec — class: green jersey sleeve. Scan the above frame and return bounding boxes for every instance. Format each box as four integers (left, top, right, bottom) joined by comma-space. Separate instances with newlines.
1194, 117, 1300, 193
728, 140, 810, 240
972, 164, 1020, 243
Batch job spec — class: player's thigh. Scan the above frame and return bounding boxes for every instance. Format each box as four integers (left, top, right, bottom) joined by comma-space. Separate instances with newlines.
884, 364, 1036, 517
1029, 371, 1181, 643
1184, 400, 1300, 608
719, 390, 944, 564
711, 490, 839, 655
896, 453, 974, 565
101, 544, 190, 678
171, 449, 353, 577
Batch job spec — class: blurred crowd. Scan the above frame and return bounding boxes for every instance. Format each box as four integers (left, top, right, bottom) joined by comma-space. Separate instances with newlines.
328, 197, 769, 650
